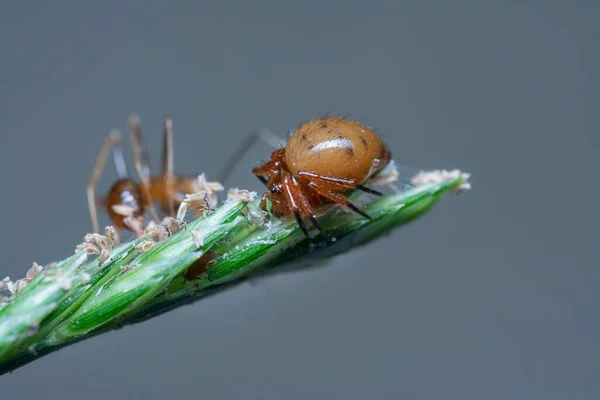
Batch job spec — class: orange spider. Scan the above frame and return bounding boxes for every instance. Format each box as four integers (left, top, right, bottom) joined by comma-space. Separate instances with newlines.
219, 116, 391, 235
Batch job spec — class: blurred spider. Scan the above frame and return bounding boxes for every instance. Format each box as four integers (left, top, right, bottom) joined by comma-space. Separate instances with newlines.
87, 115, 203, 235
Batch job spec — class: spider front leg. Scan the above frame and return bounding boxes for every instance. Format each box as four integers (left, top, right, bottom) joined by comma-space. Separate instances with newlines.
281, 174, 323, 236
252, 157, 281, 187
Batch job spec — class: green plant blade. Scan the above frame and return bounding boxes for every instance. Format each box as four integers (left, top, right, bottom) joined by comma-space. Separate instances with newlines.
0, 251, 88, 358
54, 253, 203, 339
0, 172, 469, 375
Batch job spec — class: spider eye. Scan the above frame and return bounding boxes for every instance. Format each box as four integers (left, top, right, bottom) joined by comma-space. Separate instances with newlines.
271, 184, 282, 194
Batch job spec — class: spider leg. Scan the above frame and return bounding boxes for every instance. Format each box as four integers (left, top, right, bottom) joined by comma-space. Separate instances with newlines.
281, 174, 314, 237
128, 115, 161, 224
217, 128, 285, 185
88, 130, 122, 233
160, 116, 176, 218
356, 184, 383, 196
290, 176, 323, 233
308, 215, 323, 232
297, 172, 356, 188
297, 172, 382, 196
252, 156, 282, 188
308, 184, 373, 220
293, 212, 309, 237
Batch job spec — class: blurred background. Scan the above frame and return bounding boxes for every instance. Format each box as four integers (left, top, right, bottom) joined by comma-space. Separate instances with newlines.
0, 1, 598, 399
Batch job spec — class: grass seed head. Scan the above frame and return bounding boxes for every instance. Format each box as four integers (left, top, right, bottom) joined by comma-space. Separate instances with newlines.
227, 188, 257, 203
411, 169, 471, 194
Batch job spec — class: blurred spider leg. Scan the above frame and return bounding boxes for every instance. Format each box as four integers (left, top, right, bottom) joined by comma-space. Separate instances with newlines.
216, 128, 285, 185
129, 115, 160, 223
160, 116, 176, 217
111, 140, 129, 179
88, 130, 122, 233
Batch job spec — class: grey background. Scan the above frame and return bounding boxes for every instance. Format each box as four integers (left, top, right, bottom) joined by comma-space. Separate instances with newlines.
0, 1, 598, 399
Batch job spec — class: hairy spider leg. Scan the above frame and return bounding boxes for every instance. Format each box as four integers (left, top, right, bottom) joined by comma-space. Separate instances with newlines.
297, 177, 373, 221
290, 175, 324, 232
296, 172, 383, 196
281, 172, 324, 235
